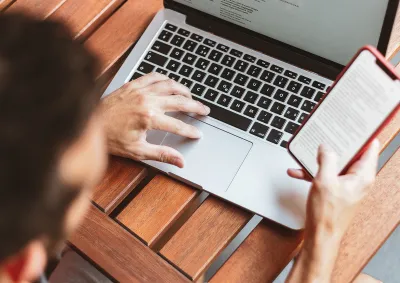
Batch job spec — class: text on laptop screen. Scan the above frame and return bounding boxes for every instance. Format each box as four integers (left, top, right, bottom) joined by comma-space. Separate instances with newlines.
173, 0, 390, 65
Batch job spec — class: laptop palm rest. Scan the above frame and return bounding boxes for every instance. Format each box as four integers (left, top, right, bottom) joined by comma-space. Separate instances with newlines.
147, 114, 252, 193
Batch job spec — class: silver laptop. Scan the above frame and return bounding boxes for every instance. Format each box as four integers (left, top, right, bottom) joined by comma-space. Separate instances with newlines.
104, 0, 398, 229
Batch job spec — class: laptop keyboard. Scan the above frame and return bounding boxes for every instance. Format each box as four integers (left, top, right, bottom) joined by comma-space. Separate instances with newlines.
130, 23, 331, 148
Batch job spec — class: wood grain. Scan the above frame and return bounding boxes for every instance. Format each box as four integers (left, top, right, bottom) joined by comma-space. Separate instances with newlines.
6, 0, 67, 18
84, 0, 162, 78
387, 4, 400, 57
68, 205, 190, 283
117, 175, 199, 247
0, 0, 14, 11
160, 198, 252, 281
49, 0, 124, 41
92, 156, 147, 214
210, 220, 303, 283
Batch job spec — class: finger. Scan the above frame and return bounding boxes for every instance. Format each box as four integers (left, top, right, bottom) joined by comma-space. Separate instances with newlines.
347, 139, 380, 176
287, 169, 312, 182
152, 114, 203, 139
316, 144, 338, 180
126, 72, 169, 89
138, 142, 185, 168
160, 95, 210, 116
143, 79, 192, 98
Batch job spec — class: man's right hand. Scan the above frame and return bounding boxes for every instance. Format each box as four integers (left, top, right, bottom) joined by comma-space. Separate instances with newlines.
100, 73, 210, 168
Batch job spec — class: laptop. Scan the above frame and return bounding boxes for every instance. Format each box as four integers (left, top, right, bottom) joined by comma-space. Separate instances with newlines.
104, 0, 399, 229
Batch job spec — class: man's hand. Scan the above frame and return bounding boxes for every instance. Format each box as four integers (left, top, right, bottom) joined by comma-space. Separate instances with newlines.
100, 73, 210, 168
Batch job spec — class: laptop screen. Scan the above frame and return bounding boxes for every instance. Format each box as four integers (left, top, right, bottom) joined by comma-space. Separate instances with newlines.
173, 0, 390, 65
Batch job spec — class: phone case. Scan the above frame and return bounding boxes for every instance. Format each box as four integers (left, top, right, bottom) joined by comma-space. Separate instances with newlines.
287, 45, 400, 179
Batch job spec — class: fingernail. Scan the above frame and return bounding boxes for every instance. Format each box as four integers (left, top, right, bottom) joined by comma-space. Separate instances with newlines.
372, 139, 380, 148
203, 105, 211, 115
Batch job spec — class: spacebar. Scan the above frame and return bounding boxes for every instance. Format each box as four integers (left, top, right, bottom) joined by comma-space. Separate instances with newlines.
194, 98, 252, 131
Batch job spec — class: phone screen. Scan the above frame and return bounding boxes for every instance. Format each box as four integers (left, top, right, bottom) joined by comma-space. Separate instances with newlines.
289, 50, 400, 177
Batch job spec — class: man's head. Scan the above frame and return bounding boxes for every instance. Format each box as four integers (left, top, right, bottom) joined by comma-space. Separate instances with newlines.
0, 14, 107, 281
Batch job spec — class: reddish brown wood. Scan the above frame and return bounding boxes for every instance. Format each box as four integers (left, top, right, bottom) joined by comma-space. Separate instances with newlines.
68, 205, 190, 283
387, 4, 400, 57
92, 156, 147, 214
7, 0, 67, 18
117, 175, 199, 247
160, 198, 252, 281
0, 0, 14, 10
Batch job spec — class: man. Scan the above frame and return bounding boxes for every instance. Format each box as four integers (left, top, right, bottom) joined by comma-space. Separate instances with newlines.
0, 13, 381, 283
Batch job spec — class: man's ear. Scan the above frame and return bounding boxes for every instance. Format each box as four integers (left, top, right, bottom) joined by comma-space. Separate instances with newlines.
4, 240, 47, 282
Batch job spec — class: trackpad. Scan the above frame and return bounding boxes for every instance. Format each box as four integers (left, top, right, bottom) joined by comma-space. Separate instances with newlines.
160, 115, 252, 193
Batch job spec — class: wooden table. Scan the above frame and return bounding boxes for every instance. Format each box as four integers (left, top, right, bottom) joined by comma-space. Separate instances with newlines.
2, 1, 399, 282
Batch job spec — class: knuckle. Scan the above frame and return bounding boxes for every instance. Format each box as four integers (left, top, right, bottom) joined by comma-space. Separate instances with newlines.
158, 149, 171, 163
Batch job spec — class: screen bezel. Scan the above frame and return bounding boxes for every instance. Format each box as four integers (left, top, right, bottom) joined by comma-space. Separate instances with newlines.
288, 46, 400, 178
165, 0, 399, 79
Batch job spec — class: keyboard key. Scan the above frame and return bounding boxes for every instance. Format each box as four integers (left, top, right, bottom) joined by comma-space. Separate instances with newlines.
270, 101, 285, 115
195, 45, 211, 56
204, 75, 219, 88
271, 116, 286, 129
234, 60, 249, 72
165, 23, 177, 31
179, 65, 193, 77
312, 81, 326, 90
244, 105, 258, 118
314, 91, 325, 102
130, 72, 143, 81
152, 40, 172, 54
156, 68, 168, 75
204, 38, 216, 47
158, 30, 173, 42
209, 63, 223, 75
287, 95, 302, 107
217, 44, 229, 52
298, 75, 311, 84
171, 35, 185, 47
250, 122, 269, 139
168, 73, 180, 81
137, 61, 155, 74
257, 96, 272, 110
192, 83, 206, 96
230, 49, 243, 57
298, 112, 308, 124
170, 48, 185, 60
209, 50, 223, 62
280, 140, 288, 148
204, 89, 219, 101
284, 121, 300, 134
221, 68, 236, 80
260, 70, 275, 83
273, 75, 289, 88
267, 129, 283, 144
247, 65, 262, 78
178, 28, 190, 36
247, 79, 262, 91
180, 78, 193, 88
231, 86, 245, 98
284, 107, 300, 121
195, 58, 210, 70
182, 53, 197, 65
257, 59, 270, 68
166, 60, 181, 72
217, 94, 232, 106
244, 91, 259, 104
234, 73, 249, 86
230, 99, 246, 113
287, 81, 302, 94
271, 65, 284, 73
217, 80, 233, 93
301, 100, 316, 113
260, 84, 275, 97
190, 33, 203, 42
244, 54, 256, 63
195, 98, 251, 131
284, 70, 297, 79
221, 55, 236, 67
192, 70, 206, 82
274, 89, 289, 102
300, 86, 316, 99
183, 40, 198, 52
257, 110, 273, 124
145, 51, 168, 66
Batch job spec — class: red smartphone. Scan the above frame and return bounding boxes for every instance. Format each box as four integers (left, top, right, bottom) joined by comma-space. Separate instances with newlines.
288, 46, 400, 178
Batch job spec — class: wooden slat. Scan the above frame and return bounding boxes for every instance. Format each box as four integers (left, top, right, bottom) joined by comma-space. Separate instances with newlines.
117, 175, 199, 247
0, 0, 14, 11
159, 198, 252, 281
210, 220, 303, 283
68, 205, 189, 283
49, 0, 124, 41
387, 4, 400, 57
92, 156, 147, 214
7, 0, 67, 18
84, 0, 162, 78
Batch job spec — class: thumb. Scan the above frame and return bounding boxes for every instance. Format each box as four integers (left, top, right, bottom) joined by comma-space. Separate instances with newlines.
316, 144, 338, 180
138, 142, 185, 168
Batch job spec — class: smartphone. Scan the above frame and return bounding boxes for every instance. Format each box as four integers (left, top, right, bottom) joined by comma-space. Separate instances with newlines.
288, 46, 400, 178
